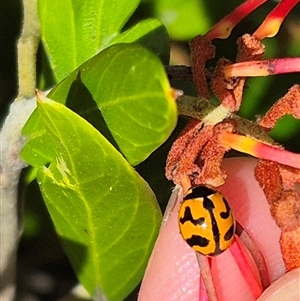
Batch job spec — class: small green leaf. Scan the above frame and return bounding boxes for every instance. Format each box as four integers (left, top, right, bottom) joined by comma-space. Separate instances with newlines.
39, 0, 139, 81
110, 18, 170, 64
21, 94, 161, 300
39, 0, 169, 81
49, 44, 177, 165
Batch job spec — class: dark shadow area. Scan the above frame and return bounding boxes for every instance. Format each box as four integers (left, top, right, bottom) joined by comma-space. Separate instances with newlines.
136, 116, 189, 210
65, 73, 121, 153
0, 0, 22, 121
36, 42, 56, 91
133, 24, 170, 64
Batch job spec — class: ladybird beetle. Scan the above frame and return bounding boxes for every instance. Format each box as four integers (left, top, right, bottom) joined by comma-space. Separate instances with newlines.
178, 186, 236, 256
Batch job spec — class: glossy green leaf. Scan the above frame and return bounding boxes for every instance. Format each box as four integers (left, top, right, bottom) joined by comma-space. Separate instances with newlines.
21, 94, 161, 300
110, 18, 170, 64
39, 0, 138, 81
39, 0, 169, 81
49, 43, 177, 166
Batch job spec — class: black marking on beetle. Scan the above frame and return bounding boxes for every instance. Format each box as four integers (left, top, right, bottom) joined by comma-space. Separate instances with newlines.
210, 243, 223, 256
220, 197, 231, 219
180, 206, 205, 226
184, 186, 215, 201
202, 195, 215, 211
224, 224, 235, 241
203, 196, 220, 245
186, 235, 210, 248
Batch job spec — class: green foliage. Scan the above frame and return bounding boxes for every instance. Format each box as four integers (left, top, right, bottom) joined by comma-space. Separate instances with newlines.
21, 95, 162, 300
39, 0, 169, 82
21, 0, 177, 299
49, 44, 177, 165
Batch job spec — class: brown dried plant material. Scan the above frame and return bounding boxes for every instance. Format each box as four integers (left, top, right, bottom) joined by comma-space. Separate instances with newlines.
166, 36, 220, 184
165, 119, 203, 180
211, 58, 245, 112
278, 165, 300, 189
254, 160, 300, 270
189, 35, 215, 99
236, 34, 265, 62
196, 121, 235, 186
210, 35, 265, 113
166, 117, 236, 187
280, 229, 300, 271
271, 190, 300, 232
166, 121, 214, 185
254, 160, 300, 231
259, 85, 300, 130
254, 160, 283, 203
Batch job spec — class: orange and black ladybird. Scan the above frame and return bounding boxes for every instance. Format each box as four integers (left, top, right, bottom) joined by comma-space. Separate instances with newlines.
178, 186, 236, 256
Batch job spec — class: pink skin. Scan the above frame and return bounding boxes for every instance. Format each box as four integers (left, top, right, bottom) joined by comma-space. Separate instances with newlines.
138, 157, 298, 301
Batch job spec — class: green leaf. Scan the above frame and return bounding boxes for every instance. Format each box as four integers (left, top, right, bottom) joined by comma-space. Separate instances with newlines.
49, 43, 177, 166
110, 18, 170, 64
21, 94, 161, 300
39, 0, 169, 81
39, 0, 138, 81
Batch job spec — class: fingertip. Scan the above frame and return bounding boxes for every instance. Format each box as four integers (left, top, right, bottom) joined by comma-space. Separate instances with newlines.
138, 189, 199, 301
257, 268, 300, 301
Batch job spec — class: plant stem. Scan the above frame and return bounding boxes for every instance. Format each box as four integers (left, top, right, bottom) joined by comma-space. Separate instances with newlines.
176, 95, 275, 144
0, 0, 40, 299
17, 0, 41, 99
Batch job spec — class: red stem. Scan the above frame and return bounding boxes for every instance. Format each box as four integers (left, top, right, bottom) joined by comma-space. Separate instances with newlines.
230, 237, 263, 299
205, 0, 268, 40
254, 0, 300, 39
224, 58, 300, 78
199, 274, 210, 301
